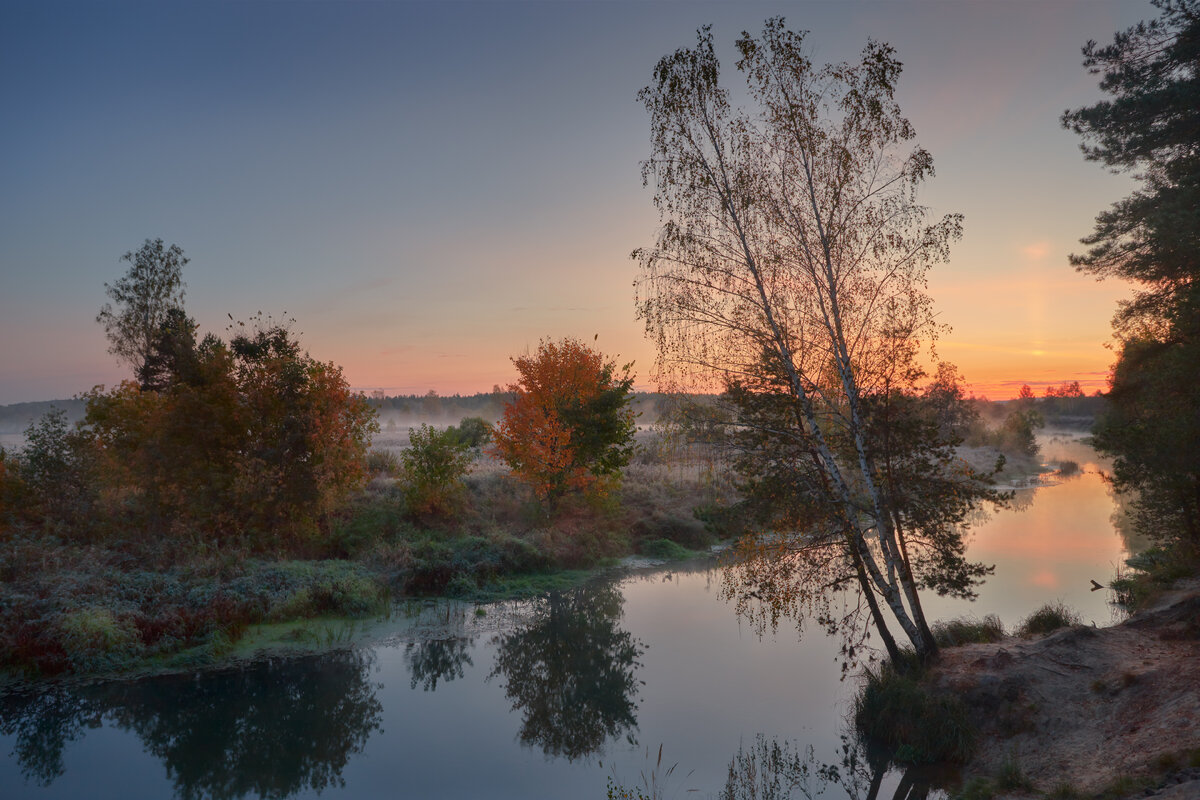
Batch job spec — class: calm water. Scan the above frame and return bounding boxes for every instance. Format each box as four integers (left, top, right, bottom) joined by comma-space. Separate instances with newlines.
0, 435, 1131, 799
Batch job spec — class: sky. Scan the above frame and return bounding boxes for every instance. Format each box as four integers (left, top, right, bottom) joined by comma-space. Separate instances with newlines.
0, 0, 1151, 405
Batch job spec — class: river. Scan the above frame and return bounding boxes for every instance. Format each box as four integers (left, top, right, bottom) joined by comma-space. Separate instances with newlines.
0, 434, 1134, 799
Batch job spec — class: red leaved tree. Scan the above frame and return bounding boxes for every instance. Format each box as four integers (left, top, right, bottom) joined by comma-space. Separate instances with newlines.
491, 338, 635, 501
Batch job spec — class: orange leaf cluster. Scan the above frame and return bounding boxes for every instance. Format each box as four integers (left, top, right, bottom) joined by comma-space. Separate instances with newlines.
491, 338, 632, 500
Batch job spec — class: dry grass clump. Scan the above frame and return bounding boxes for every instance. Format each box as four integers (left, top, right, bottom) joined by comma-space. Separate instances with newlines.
1017, 601, 1082, 637
931, 614, 1005, 648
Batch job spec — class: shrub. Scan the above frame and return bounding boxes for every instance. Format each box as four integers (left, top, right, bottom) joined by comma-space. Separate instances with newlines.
1053, 459, 1080, 476
931, 614, 1005, 648
16, 408, 96, 531
630, 510, 713, 550
401, 424, 473, 516
638, 538, 692, 561
996, 751, 1033, 792
326, 488, 406, 557
366, 448, 401, 476
59, 607, 144, 673
446, 416, 492, 449
1017, 601, 1082, 637
997, 410, 1043, 458
956, 777, 996, 800
853, 659, 976, 764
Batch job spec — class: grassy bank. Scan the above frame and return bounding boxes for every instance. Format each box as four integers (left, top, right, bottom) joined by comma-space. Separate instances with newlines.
0, 456, 733, 682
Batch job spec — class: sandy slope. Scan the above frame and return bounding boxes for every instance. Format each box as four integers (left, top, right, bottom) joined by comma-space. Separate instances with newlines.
929, 579, 1200, 797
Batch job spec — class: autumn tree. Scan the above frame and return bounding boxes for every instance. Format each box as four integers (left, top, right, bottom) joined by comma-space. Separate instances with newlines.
95, 239, 188, 389
1063, 0, 1200, 545
635, 21, 998, 664
491, 338, 635, 501
82, 315, 376, 548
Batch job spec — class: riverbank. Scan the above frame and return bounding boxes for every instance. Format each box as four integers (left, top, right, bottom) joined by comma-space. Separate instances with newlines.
0, 459, 730, 683
931, 577, 1200, 798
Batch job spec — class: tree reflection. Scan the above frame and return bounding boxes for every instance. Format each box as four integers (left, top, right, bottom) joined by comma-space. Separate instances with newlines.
720, 734, 950, 800
488, 583, 645, 760
404, 637, 474, 691
0, 649, 382, 799
0, 688, 99, 786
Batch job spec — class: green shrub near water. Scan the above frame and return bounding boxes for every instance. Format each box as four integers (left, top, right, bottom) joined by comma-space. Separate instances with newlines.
0, 558, 389, 677
58, 607, 144, 673
853, 659, 976, 764
1111, 545, 1198, 609
446, 416, 492, 449
399, 533, 552, 595
638, 538, 693, 561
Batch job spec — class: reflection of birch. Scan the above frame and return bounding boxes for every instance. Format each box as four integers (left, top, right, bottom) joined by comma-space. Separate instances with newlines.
721, 734, 941, 800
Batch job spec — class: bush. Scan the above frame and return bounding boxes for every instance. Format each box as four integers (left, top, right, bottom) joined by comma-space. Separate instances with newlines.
630, 510, 713, 550
366, 448, 401, 476
1113, 545, 1199, 608
931, 614, 1005, 648
1018, 601, 1082, 637
15, 408, 96, 531
396, 533, 552, 596
326, 488, 406, 557
853, 659, 976, 764
59, 607, 144, 673
638, 538, 692, 561
401, 424, 473, 516
446, 416, 492, 449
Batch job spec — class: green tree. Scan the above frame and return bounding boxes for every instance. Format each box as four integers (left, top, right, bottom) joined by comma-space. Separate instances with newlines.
400, 423, 473, 516
635, 21, 997, 664
1062, 0, 1200, 544
95, 239, 188, 389
13, 408, 95, 530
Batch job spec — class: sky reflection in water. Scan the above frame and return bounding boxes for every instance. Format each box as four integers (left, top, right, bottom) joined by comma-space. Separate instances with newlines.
0, 436, 1131, 799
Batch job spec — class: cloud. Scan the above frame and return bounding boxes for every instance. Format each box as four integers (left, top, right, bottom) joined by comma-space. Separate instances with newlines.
1020, 241, 1051, 260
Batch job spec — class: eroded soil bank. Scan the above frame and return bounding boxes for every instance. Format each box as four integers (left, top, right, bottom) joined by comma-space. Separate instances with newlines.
931, 579, 1200, 797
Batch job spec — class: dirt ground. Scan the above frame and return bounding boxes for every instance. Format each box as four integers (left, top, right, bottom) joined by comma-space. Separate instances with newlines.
929, 579, 1200, 798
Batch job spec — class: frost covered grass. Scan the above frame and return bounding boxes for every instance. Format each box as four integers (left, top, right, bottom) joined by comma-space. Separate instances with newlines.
0, 444, 735, 679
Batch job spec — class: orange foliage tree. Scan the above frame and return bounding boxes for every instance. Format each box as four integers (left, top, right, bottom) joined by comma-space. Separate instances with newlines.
81, 315, 376, 549
491, 338, 635, 500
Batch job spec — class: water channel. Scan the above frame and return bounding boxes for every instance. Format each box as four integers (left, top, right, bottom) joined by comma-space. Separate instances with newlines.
0, 434, 1134, 799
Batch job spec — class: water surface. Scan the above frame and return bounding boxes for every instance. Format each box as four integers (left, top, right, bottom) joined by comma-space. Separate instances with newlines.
0, 435, 1131, 799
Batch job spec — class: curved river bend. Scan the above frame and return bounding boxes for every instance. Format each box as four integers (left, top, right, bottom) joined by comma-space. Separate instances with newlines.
0, 435, 1132, 799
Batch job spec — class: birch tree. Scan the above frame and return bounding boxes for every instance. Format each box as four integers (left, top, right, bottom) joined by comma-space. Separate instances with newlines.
634, 20, 997, 665
96, 238, 188, 389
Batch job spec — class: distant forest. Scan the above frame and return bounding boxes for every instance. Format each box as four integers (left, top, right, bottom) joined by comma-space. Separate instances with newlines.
0, 388, 1104, 436
0, 392, 674, 434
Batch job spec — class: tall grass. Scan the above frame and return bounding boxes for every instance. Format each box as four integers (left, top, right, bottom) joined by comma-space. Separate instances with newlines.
1017, 601, 1081, 637
852, 658, 976, 764
931, 614, 1005, 647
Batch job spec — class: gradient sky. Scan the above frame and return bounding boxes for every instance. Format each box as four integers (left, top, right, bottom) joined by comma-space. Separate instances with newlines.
0, 1, 1149, 405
